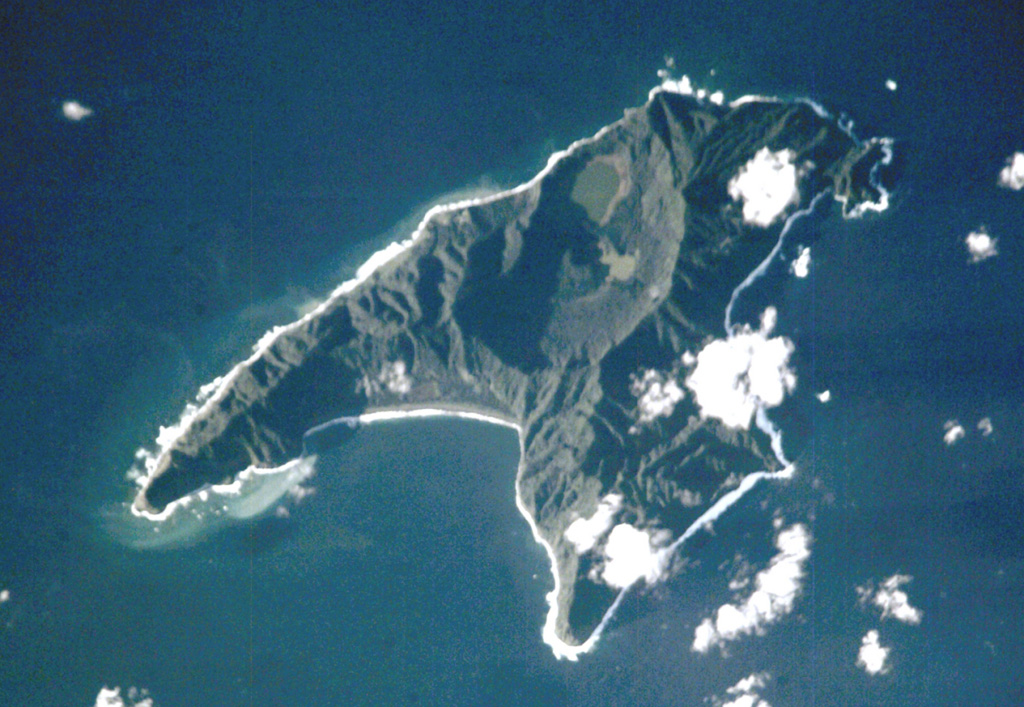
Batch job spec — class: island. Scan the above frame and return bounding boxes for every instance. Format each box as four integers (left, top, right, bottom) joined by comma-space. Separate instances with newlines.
126, 85, 891, 658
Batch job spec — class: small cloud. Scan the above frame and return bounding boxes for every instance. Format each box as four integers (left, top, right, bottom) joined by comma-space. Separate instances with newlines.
997, 152, 1024, 190
686, 309, 796, 430
94, 686, 155, 707
816, 390, 831, 403
965, 228, 998, 264
598, 523, 670, 589
859, 574, 922, 625
977, 417, 994, 436
716, 672, 772, 707
790, 246, 811, 278
361, 360, 413, 397
630, 369, 685, 428
693, 524, 811, 653
0, 589, 9, 604
564, 494, 623, 553
728, 148, 801, 227
943, 420, 966, 446
380, 360, 412, 395
62, 100, 93, 121
658, 74, 694, 95
885, 79, 898, 91
653, 70, 726, 106
857, 630, 890, 675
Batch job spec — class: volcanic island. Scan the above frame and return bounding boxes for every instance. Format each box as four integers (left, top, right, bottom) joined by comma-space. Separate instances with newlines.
129, 85, 891, 658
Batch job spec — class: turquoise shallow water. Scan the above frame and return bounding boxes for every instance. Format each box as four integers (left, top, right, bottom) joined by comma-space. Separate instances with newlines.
1, 419, 555, 705
3, 0, 1024, 704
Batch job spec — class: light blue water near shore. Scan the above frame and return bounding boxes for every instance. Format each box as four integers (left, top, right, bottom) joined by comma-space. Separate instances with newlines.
3, 0, 1024, 704
1, 420, 552, 705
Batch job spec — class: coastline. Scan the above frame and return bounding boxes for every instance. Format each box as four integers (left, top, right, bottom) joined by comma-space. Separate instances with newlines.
120, 76, 894, 660
127, 102, 629, 516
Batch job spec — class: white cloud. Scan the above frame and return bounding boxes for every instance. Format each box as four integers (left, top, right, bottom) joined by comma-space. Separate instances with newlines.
876, 576, 922, 624
380, 360, 412, 395
693, 524, 811, 653
630, 369, 685, 427
977, 417, 994, 436
94, 686, 155, 707
0, 589, 9, 603
858, 574, 922, 625
790, 246, 811, 278
95, 688, 124, 707
654, 67, 725, 106
686, 310, 796, 430
729, 673, 768, 694
885, 79, 898, 91
564, 494, 623, 553
62, 100, 93, 121
943, 420, 966, 446
998, 152, 1024, 190
599, 523, 670, 589
659, 74, 694, 96
728, 148, 800, 227
816, 390, 831, 403
718, 673, 772, 707
965, 228, 998, 264
857, 630, 890, 675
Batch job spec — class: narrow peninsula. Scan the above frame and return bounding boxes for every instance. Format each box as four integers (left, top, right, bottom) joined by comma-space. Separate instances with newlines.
129, 86, 891, 657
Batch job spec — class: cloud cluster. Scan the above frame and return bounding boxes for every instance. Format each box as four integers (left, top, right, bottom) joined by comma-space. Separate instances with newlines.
728, 148, 800, 227
998, 152, 1024, 190
62, 100, 93, 121
94, 686, 155, 707
857, 574, 922, 625
857, 630, 890, 675
564, 494, 623, 553
718, 673, 772, 707
381, 360, 412, 395
693, 524, 811, 653
686, 310, 796, 430
790, 246, 811, 278
943, 420, 966, 446
655, 71, 726, 105
630, 369, 685, 427
943, 417, 995, 445
965, 229, 998, 264
599, 524, 670, 589
360, 360, 414, 397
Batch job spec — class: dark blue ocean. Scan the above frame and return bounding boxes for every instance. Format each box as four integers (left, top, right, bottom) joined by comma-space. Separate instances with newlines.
2, 2, 1023, 704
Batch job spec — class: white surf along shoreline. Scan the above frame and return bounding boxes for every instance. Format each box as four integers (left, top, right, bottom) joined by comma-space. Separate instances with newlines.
122, 76, 892, 661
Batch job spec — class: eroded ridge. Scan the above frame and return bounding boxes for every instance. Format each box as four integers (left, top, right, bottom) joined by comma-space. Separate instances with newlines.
129, 88, 890, 655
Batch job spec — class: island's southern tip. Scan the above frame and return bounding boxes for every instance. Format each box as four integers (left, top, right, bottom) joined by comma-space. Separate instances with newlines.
123, 83, 892, 657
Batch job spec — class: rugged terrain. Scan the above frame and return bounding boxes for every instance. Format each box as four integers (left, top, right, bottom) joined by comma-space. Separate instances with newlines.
136, 89, 887, 648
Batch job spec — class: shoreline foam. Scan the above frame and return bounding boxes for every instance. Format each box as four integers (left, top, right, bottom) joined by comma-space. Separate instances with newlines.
121, 76, 893, 659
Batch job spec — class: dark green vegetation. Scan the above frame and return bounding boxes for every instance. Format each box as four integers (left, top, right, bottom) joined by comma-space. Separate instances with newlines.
139, 90, 887, 647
